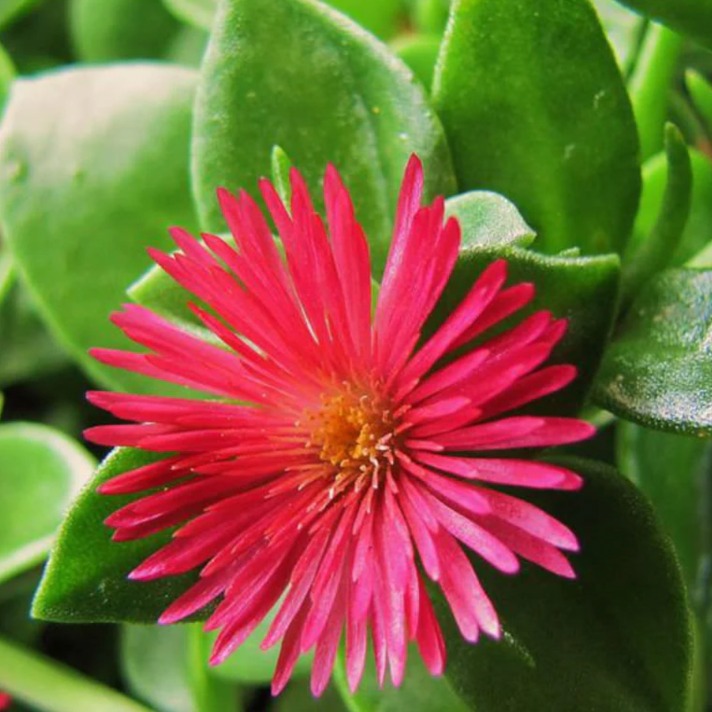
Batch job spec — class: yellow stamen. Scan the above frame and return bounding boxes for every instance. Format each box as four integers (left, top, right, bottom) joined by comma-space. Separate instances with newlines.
304, 386, 396, 492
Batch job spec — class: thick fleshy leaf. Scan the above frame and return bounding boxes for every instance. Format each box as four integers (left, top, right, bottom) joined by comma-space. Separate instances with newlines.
0, 0, 42, 29
412, 0, 450, 35
0, 423, 95, 585
334, 647, 468, 712
622, 123, 692, 302
0, 272, 67, 386
391, 34, 440, 90
617, 423, 710, 608
445, 192, 535, 250
69, 0, 181, 62
432, 246, 620, 415
433, 0, 640, 255
32, 448, 197, 623
591, 0, 645, 73
687, 70, 712, 138
192, 0, 455, 275
0, 41, 14, 111
162, 0, 216, 29
617, 0, 712, 50
0, 65, 197, 393
120, 624, 193, 712
327, 0, 404, 38
632, 145, 712, 268
440, 457, 693, 712
593, 268, 712, 435
207, 609, 311, 683
627, 24, 682, 161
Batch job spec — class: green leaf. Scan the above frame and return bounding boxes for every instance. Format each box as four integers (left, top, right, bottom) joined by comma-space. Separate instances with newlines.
445, 192, 535, 250
433, 247, 621, 415
593, 268, 712, 435
32, 448, 196, 624
591, 0, 645, 74
334, 648, 468, 712
0, 64, 198, 393
69, 0, 182, 62
192, 0, 455, 277
616, 424, 711, 709
327, 0, 404, 39
433, 0, 640, 255
0, 423, 95, 585
0, 0, 42, 30
0, 41, 14, 113
632, 145, 712, 269
207, 608, 311, 684
617, 423, 710, 609
622, 123, 692, 303
412, 0, 450, 35
391, 34, 441, 90
162, 0, 216, 29
0, 273, 67, 386
439, 457, 693, 712
687, 70, 712, 138
270, 145, 294, 206
120, 625, 194, 712
617, 0, 712, 50
627, 24, 683, 161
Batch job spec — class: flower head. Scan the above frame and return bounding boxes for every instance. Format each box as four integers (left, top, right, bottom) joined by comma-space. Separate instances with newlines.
86, 156, 594, 696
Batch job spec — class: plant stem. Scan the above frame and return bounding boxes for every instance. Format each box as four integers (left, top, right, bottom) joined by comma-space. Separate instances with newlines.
0, 634, 149, 712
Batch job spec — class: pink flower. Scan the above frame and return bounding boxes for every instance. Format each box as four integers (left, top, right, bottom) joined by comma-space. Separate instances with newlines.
0, 692, 10, 710
86, 156, 594, 696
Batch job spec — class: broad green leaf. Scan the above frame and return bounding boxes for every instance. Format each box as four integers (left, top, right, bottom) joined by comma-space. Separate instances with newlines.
0, 274, 67, 386
632, 146, 712, 268
391, 34, 441, 90
275, 678, 347, 712
0, 423, 95, 585
622, 123, 692, 303
628, 24, 683, 160
593, 268, 712, 435
618, 0, 712, 50
0, 65, 197, 393
162, 0, 216, 29
327, 0, 404, 39
0, 41, 14, 112
164, 25, 208, 67
591, 0, 645, 74
69, 0, 181, 62
193, 0, 455, 276
432, 247, 621, 415
121, 625, 193, 712
433, 0, 640, 255
0, 0, 42, 29
617, 424, 711, 709
208, 608, 311, 683
445, 192, 535, 250
334, 648, 468, 712
687, 70, 712, 137
617, 423, 710, 609
33, 448, 197, 623
440, 458, 693, 712
412, 0, 450, 34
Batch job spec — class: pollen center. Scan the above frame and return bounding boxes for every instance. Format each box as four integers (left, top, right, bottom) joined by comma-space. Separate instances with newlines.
306, 387, 396, 490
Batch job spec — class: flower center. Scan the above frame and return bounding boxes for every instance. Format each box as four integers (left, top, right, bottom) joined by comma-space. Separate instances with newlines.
306, 386, 396, 490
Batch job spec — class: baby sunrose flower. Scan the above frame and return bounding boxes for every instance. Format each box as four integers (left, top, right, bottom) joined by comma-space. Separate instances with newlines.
86, 155, 594, 696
